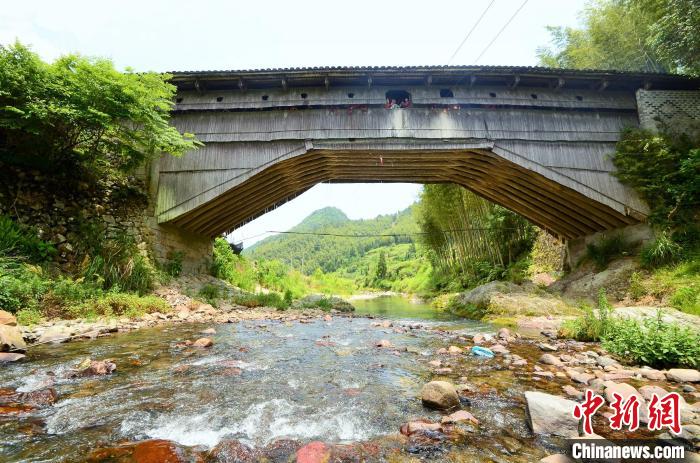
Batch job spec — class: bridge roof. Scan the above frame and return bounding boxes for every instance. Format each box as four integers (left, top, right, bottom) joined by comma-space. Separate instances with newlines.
171, 65, 700, 92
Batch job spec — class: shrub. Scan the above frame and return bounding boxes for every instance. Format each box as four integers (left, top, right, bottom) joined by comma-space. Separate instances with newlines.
231, 292, 289, 310
165, 251, 184, 277
78, 226, 155, 294
211, 238, 256, 291
0, 215, 56, 263
628, 271, 647, 300
15, 308, 42, 326
559, 289, 613, 341
198, 284, 220, 306
584, 234, 630, 269
69, 293, 169, 320
640, 231, 684, 268
603, 312, 700, 369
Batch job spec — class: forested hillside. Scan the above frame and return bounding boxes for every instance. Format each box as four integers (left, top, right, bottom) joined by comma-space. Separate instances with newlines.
244, 206, 419, 274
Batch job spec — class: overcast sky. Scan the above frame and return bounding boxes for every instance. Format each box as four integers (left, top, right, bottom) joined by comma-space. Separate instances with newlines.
1, 0, 586, 246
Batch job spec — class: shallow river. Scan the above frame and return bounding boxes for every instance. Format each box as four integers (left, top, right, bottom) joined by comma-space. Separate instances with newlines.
0, 297, 566, 462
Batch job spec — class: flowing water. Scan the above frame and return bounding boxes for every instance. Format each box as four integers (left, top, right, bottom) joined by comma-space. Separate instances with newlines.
0, 298, 564, 462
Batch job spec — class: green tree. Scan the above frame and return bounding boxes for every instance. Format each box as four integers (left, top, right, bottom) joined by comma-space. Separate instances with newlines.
375, 251, 387, 280
0, 42, 201, 176
537, 0, 699, 74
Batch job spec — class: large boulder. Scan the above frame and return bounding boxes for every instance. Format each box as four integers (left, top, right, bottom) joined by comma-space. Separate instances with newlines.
0, 310, 17, 326
448, 281, 577, 322
666, 369, 700, 383
525, 391, 580, 438
293, 295, 355, 312
0, 325, 26, 352
421, 381, 460, 410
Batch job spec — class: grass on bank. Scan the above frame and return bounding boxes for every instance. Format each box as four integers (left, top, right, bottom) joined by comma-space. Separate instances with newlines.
560, 289, 700, 369
0, 216, 171, 325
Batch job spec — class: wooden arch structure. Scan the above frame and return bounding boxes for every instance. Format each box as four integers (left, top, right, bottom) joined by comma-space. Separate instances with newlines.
154, 66, 700, 240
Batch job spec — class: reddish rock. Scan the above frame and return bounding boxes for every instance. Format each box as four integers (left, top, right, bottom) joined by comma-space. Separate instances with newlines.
296, 441, 330, 463
314, 340, 336, 347
19, 388, 57, 407
192, 338, 213, 348
70, 359, 116, 377
441, 409, 479, 425
400, 419, 442, 435
86, 439, 194, 463
323, 315, 332, 322
375, 339, 393, 348
208, 439, 255, 462
343, 388, 361, 397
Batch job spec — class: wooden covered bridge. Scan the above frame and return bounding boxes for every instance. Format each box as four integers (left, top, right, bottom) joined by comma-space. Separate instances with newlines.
147, 66, 700, 268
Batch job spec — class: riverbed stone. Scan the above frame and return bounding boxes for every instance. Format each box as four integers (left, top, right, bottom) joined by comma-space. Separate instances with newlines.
296, 441, 330, 463
193, 337, 213, 348
596, 356, 619, 368
0, 325, 26, 352
604, 382, 642, 404
208, 439, 256, 462
441, 409, 479, 425
448, 345, 463, 354
376, 339, 393, 348
70, 358, 116, 377
421, 381, 460, 410
539, 353, 561, 366
525, 391, 580, 438
540, 455, 575, 463
0, 311, 17, 326
37, 326, 72, 344
667, 369, 700, 383
0, 352, 25, 362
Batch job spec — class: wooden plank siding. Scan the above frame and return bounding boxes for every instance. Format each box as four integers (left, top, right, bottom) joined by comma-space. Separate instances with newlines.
156, 67, 700, 239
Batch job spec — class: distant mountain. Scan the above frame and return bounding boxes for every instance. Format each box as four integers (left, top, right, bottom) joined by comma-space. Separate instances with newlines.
295, 207, 349, 231
243, 205, 420, 275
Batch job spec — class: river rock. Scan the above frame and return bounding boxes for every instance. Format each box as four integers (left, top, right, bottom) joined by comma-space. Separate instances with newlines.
639, 368, 666, 381
538, 343, 558, 352
540, 455, 575, 463
421, 381, 460, 410
0, 325, 26, 352
193, 337, 213, 348
375, 339, 393, 348
0, 311, 17, 326
0, 352, 25, 362
296, 441, 330, 463
70, 358, 116, 377
19, 388, 57, 407
490, 344, 509, 355
447, 345, 463, 354
666, 369, 700, 383
401, 419, 442, 435
562, 385, 583, 400
570, 372, 595, 385
208, 439, 256, 462
88, 439, 193, 463
539, 353, 561, 366
604, 382, 642, 404
441, 409, 479, 425
37, 326, 72, 344
200, 328, 216, 335
525, 391, 580, 438
497, 327, 511, 339
596, 356, 619, 368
